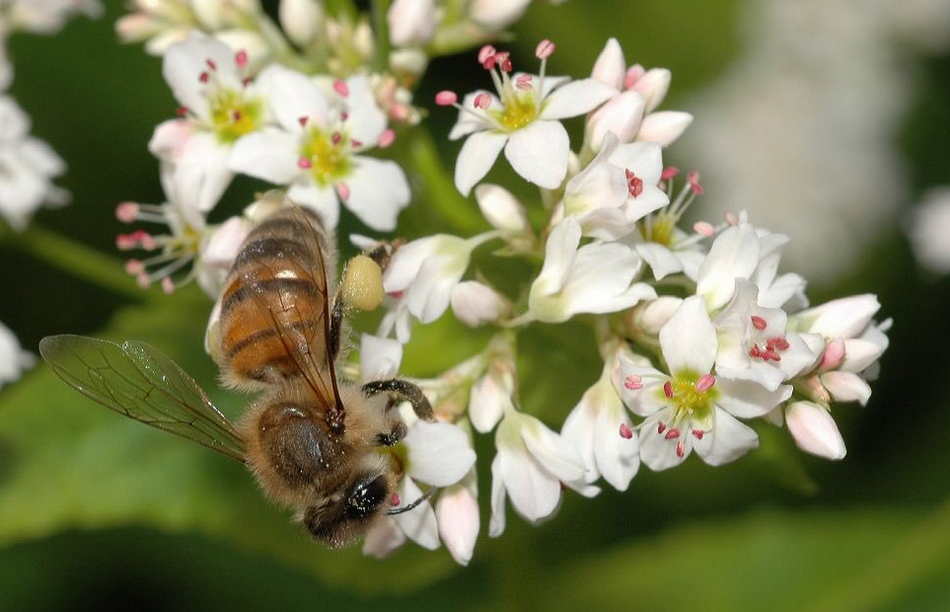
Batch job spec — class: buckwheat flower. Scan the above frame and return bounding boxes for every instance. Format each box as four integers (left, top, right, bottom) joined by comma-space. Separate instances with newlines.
230, 66, 409, 231
387, 0, 435, 47
279, 0, 323, 47
908, 186, 950, 275
619, 297, 791, 471
383, 231, 501, 324
0, 95, 68, 230
469, 334, 517, 433
436, 466, 480, 566
562, 344, 640, 491
587, 37, 692, 150
0, 320, 35, 392
474, 183, 531, 235
784, 400, 847, 460
444, 41, 615, 195
559, 132, 668, 240
714, 279, 821, 392
489, 405, 595, 537
450, 281, 510, 327
525, 217, 656, 324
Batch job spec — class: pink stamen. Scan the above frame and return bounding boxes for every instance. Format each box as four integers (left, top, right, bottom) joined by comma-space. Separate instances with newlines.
619, 423, 633, 439
337, 182, 350, 202
333, 79, 349, 97
751, 315, 767, 330
176, 106, 188, 117
676, 440, 685, 458
478, 45, 496, 65
820, 338, 845, 371
298, 156, 312, 169
435, 90, 458, 106
763, 350, 781, 362
340, 111, 349, 122
205, 58, 217, 71
516, 74, 533, 90
389, 290, 404, 299
657, 421, 667, 434
625, 169, 643, 198
242, 76, 251, 88
198, 71, 209, 83
115, 202, 139, 223
473, 93, 491, 109
661, 166, 680, 181
298, 115, 308, 127
687, 171, 703, 195
665, 428, 680, 440
624, 374, 643, 390
161, 277, 175, 294
390, 103, 409, 122
351, 139, 362, 148
235, 50, 248, 68
331, 132, 342, 144
771, 337, 790, 351
695, 374, 716, 392
377, 129, 395, 148
124, 259, 143, 275
535, 39, 556, 59
494, 51, 512, 72
749, 345, 762, 358
663, 380, 674, 399
390, 492, 401, 507
692, 429, 705, 440
693, 221, 715, 237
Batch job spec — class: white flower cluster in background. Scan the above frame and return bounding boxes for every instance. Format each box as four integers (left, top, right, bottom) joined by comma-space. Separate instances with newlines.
112, 2, 892, 566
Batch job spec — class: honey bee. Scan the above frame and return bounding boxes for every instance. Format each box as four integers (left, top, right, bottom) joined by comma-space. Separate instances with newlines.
40, 196, 433, 548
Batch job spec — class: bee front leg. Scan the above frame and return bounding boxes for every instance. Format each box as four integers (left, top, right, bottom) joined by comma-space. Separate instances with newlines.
361, 379, 434, 422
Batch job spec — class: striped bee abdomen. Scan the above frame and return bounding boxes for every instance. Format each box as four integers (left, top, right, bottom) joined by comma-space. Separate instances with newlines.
218, 207, 338, 386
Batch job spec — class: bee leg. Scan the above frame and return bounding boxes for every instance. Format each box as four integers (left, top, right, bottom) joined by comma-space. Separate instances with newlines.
374, 421, 408, 447
329, 295, 346, 361
363, 238, 404, 274
361, 378, 434, 422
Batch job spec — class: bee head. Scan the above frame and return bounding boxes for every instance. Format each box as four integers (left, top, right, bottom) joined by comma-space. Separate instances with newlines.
301, 471, 392, 548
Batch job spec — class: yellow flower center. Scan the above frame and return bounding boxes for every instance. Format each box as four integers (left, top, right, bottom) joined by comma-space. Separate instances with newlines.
656, 369, 716, 429
493, 92, 538, 132
301, 129, 352, 186
639, 213, 676, 247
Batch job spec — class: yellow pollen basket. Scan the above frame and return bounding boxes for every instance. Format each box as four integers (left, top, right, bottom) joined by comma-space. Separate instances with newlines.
301, 129, 351, 185
210, 90, 261, 143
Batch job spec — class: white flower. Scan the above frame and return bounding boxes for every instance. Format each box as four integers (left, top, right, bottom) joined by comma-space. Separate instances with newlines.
5, 0, 101, 35
468, 335, 517, 433
467, 0, 531, 30
229, 65, 409, 231
714, 279, 821, 392
562, 346, 640, 491
526, 218, 656, 323
0, 95, 68, 230
560, 132, 668, 240
785, 401, 846, 460
359, 333, 403, 381
383, 231, 498, 324
489, 406, 595, 537
0, 321, 35, 392
387, 0, 436, 47
474, 183, 531, 235
149, 119, 232, 216
619, 297, 791, 471
450, 281, 509, 327
436, 468, 480, 566
279, 0, 324, 47
445, 42, 615, 195
908, 186, 950, 274
586, 38, 692, 151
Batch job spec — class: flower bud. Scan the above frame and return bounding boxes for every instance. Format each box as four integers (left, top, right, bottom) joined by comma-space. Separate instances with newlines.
635, 111, 693, 147
279, 0, 323, 47
820, 371, 872, 406
468, 0, 531, 30
625, 296, 682, 337
791, 295, 880, 340
631, 67, 671, 113
591, 37, 625, 90
436, 472, 479, 566
474, 184, 530, 234
450, 281, 509, 327
387, 0, 435, 47
586, 90, 646, 151
360, 333, 403, 381
785, 401, 846, 460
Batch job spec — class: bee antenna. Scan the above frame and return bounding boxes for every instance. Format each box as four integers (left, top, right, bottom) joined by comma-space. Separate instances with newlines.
386, 487, 436, 515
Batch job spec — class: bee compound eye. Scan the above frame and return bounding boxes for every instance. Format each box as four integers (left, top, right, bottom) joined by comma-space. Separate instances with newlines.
345, 475, 388, 521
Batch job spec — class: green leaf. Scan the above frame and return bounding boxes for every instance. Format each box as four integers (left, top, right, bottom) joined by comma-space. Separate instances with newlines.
0, 286, 459, 593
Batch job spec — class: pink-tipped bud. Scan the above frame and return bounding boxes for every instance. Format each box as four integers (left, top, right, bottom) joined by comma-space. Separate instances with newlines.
693, 221, 715, 237
333, 79, 349, 97
115, 202, 139, 223
624, 374, 643, 390
473, 93, 491, 109
337, 182, 350, 202
515, 74, 532, 90
624, 64, 646, 90
535, 39, 556, 59
235, 50, 248, 68
619, 423, 633, 439
377, 129, 396, 148
663, 380, 674, 399
161, 277, 175, 294
695, 374, 716, 392
751, 315, 767, 330
819, 338, 846, 372
478, 45, 496, 65
660, 166, 680, 181
687, 171, 703, 195
435, 90, 458, 106
298, 156, 312, 169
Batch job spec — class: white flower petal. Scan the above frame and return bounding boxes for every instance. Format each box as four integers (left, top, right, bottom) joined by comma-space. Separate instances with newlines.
436, 482, 479, 565
344, 156, 410, 231
257, 64, 328, 132
359, 333, 403, 381
362, 516, 407, 558
633, 68, 671, 113
586, 90, 646, 150
391, 477, 440, 549
785, 401, 846, 460
488, 454, 507, 537
821, 371, 872, 405
696, 224, 761, 311
716, 379, 791, 419
405, 421, 475, 486
692, 407, 759, 466
382, 235, 439, 292
608, 140, 663, 186
455, 130, 508, 197
162, 34, 236, 120
469, 372, 513, 433
639, 408, 689, 471
532, 217, 581, 297
228, 129, 301, 184
287, 181, 340, 228
451, 281, 505, 327
344, 75, 388, 145
540, 79, 616, 120
504, 120, 569, 189
659, 296, 718, 375
635, 243, 683, 280
636, 111, 692, 146
591, 37, 625, 90
520, 416, 587, 484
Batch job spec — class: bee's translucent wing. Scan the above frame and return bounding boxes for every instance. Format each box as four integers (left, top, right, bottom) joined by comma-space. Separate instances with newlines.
39, 334, 246, 462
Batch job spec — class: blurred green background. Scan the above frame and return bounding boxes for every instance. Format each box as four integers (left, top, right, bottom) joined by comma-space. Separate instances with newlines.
1, 1, 950, 611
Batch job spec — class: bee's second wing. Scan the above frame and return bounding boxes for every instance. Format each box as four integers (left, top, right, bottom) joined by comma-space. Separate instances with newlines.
39, 335, 246, 462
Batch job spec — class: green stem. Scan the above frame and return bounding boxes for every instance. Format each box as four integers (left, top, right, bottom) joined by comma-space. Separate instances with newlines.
371, 0, 392, 73
405, 127, 486, 235
8, 226, 143, 301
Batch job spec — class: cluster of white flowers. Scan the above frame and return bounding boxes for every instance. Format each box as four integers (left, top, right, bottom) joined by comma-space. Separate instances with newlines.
111, 2, 891, 566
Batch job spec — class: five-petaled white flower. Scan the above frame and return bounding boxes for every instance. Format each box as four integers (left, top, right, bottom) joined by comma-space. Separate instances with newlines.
229, 65, 409, 230
442, 40, 615, 195
619, 296, 791, 471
